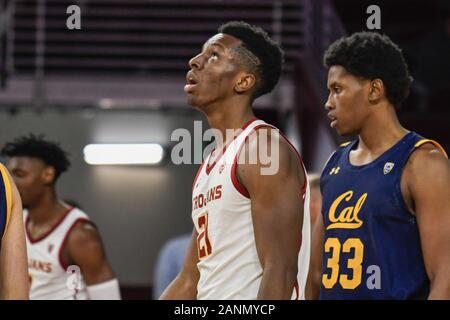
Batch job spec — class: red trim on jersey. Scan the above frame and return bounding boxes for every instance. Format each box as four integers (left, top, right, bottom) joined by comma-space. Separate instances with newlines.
25, 206, 75, 244
294, 232, 303, 300
297, 229, 304, 299
58, 218, 96, 270
231, 152, 250, 198
230, 124, 308, 198
293, 280, 299, 300
205, 117, 258, 175
230, 124, 276, 198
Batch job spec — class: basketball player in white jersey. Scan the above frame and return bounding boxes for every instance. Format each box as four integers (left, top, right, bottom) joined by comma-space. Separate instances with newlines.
2, 135, 121, 300
161, 21, 310, 300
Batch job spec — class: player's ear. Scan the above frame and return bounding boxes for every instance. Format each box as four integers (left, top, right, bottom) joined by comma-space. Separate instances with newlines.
368, 79, 384, 104
234, 72, 256, 94
42, 166, 56, 185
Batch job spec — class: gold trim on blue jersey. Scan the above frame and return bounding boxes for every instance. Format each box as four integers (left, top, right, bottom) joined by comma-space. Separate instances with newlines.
414, 139, 448, 158
340, 141, 351, 147
0, 164, 12, 236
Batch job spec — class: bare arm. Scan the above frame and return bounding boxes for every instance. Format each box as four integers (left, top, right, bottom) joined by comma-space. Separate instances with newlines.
66, 222, 117, 286
0, 166, 29, 299
238, 128, 305, 299
305, 210, 324, 300
159, 228, 200, 300
406, 146, 450, 299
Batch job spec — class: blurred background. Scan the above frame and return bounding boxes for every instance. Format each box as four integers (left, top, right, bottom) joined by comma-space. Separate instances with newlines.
0, 0, 448, 299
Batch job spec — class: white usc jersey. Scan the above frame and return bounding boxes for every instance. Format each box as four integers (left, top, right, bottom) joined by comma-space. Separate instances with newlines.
24, 206, 90, 300
192, 118, 311, 300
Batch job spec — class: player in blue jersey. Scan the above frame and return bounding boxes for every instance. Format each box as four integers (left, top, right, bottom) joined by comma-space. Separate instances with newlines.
0, 163, 29, 299
308, 32, 450, 299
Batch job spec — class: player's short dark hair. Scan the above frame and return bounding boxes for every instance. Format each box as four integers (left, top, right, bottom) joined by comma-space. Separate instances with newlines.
1, 134, 70, 182
324, 31, 413, 109
218, 21, 284, 100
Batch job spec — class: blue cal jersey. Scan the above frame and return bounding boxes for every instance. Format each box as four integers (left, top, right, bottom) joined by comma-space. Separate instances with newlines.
0, 164, 12, 244
319, 132, 447, 299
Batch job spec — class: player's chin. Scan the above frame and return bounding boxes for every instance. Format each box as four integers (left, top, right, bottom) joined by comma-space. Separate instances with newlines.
335, 123, 353, 137
338, 127, 358, 137
186, 94, 199, 107
187, 95, 209, 111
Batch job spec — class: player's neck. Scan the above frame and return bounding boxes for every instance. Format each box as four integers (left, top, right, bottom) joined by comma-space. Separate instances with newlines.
206, 105, 255, 148
357, 105, 409, 156
28, 192, 66, 226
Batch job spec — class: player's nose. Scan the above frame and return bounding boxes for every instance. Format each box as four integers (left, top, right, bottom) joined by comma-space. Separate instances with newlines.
189, 53, 204, 70
325, 94, 334, 111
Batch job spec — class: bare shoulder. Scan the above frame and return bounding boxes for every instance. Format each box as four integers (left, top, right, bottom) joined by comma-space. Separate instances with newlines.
240, 126, 301, 172
67, 220, 101, 248
407, 143, 449, 175
405, 143, 450, 188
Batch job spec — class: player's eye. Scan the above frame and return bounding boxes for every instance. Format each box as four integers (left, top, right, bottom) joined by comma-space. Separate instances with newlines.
208, 51, 219, 61
13, 171, 25, 178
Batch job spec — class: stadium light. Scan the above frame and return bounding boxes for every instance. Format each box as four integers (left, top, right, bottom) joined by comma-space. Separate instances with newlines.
83, 144, 164, 165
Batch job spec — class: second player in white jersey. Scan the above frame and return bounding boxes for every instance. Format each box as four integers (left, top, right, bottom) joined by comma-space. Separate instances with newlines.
3, 134, 121, 300
25, 206, 90, 300
192, 118, 311, 299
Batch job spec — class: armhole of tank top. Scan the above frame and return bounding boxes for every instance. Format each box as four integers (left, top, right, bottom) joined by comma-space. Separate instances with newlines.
414, 139, 448, 159
58, 217, 95, 271
230, 124, 275, 199
230, 124, 308, 199
231, 137, 251, 199
395, 139, 447, 218
293, 280, 299, 300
